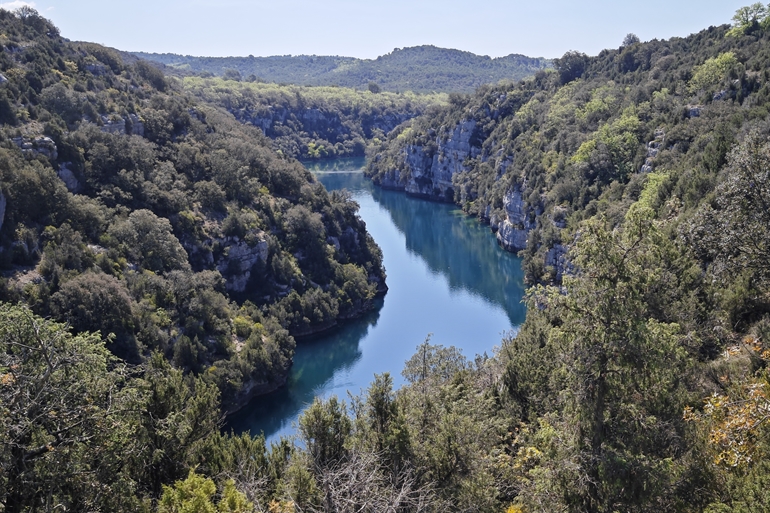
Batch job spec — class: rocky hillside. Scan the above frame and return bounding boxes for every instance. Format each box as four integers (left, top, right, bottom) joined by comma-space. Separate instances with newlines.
182, 77, 446, 160
0, 8, 385, 412
367, 22, 770, 283
133, 45, 552, 94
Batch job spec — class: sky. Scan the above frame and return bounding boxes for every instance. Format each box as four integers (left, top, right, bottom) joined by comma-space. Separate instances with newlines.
0, 0, 753, 60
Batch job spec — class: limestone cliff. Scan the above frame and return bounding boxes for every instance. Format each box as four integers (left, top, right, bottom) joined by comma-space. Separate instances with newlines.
496, 185, 536, 252
366, 88, 571, 280
215, 234, 269, 293
369, 119, 481, 202
183, 228, 269, 294
230, 104, 415, 159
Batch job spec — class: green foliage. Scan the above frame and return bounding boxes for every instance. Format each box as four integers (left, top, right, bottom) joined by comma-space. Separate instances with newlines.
688, 52, 739, 93
727, 3, 770, 36
135, 60, 168, 91
0, 7, 385, 419
555, 50, 589, 84
50, 271, 137, 357
8, 6, 770, 512
299, 396, 351, 469
0, 304, 135, 511
159, 471, 252, 513
135, 45, 552, 94
182, 76, 446, 160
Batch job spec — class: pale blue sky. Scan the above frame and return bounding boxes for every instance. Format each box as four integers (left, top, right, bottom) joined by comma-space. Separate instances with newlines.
0, 0, 751, 59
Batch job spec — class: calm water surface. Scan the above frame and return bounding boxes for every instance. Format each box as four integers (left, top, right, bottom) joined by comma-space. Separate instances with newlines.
227, 157, 526, 441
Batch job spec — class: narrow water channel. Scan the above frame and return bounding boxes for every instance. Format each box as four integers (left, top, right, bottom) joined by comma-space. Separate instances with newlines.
226, 157, 527, 441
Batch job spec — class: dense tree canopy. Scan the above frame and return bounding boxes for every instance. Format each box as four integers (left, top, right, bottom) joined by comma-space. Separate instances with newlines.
5, 4, 770, 512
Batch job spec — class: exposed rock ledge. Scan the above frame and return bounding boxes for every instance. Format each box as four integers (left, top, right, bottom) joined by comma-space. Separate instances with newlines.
226, 370, 289, 415
215, 235, 269, 293
496, 185, 536, 252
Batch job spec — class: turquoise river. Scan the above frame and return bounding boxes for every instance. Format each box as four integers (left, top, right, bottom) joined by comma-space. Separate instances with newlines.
227, 157, 527, 441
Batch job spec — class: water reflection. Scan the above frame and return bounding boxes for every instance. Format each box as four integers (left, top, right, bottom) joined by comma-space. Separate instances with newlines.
227, 157, 526, 441
370, 186, 526, 328
227, 301, 382, 437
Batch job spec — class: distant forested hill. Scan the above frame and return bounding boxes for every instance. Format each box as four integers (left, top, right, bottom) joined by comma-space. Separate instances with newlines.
131, 45, 552, 93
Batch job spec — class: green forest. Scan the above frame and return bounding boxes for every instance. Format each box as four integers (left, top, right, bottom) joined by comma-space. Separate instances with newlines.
132, 46, 551, 94
4, 4, 770, 513
181, 77, 446, 160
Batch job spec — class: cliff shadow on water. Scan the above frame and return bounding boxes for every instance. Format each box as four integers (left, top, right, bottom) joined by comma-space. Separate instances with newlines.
369, 185, 527, 328
226, 299, 383, 437
311, 162, 527, 328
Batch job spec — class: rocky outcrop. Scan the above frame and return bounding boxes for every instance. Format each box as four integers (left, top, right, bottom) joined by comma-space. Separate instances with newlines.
182, 227, 269, 293
545, 243, 570, 280
97, 114, 144, 136
100, 115, 126, 134
57, 162, 81, 192
215, 233, 269, 293
85, 62, 108, 76
127, 114, 145, 136
372, 119, 481, 201
403, 120, 479, 201
12, 136, 57, 160
640, 128, 665, 174
496, 185, 537, 252
227, 367, 289, 414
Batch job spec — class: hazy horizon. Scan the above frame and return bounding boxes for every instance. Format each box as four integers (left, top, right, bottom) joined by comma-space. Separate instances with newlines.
0, 0, 752, 60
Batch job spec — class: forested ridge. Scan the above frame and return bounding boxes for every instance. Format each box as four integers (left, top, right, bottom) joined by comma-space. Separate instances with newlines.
5, 4, 770, 513
132, 45, 551, 94
181, 77, 447, 160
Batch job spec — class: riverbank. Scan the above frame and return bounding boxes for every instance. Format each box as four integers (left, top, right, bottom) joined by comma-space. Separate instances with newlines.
226, 160, 526, 440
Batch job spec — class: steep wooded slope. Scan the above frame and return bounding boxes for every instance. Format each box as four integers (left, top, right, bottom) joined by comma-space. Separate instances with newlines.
0, 8, 385, 412
368, 23, 770, 284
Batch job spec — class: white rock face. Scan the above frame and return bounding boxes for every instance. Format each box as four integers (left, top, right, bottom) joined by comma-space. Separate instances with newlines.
379, 168, 402, 189
128, 114, 145, 136
12, 136, 58, 160
545, 243, 569, 280
402, 119, 479, 200
100, 115, 126, 134
496, 185, 534, 252
496, 221, 528, 252
96, 114, 144, 136
57, 162, 81, 192
215, 233, 269, 293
